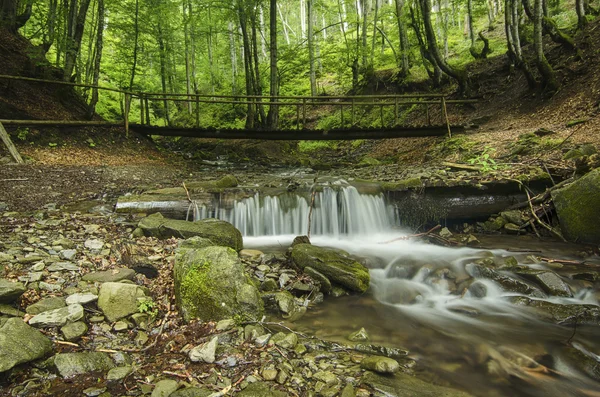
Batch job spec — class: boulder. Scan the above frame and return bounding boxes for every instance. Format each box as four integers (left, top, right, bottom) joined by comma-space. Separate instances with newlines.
0, 279, 26, 303
515, 270, 572, 297
53, 352, 115, 377
61, 321, 88, 342
139, 213, 243, 251
290, 244, 370, 293
361, 372, 473, 397
97, 282, 148, 322
552, 168, 600, 243
0, 318, 53, 373
465, 264, 545, 298
174, 246, 263, 322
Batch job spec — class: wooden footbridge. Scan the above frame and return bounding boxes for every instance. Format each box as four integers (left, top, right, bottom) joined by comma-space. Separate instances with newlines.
0, 75, 476, 141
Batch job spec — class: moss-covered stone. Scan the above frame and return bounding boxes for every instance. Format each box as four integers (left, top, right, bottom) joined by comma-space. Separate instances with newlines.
508, 296, 600, 325
214, 175, 238, 188
563, 149, 584, 160
552, 168, 600, 244
139, 213, 243, 250
291, 244, 370, 293
174, 246, 263, 323
361, 372, 473, 397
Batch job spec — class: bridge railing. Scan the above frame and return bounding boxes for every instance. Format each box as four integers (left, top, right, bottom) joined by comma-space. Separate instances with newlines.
0, 74, 476, 135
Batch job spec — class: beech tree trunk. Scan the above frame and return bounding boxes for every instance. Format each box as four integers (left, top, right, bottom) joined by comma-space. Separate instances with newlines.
267, 0, 279, 129
63, 0, 92, 82
533, 0, 558, 93
87, 0, 103, 119
308, 0, 317, 95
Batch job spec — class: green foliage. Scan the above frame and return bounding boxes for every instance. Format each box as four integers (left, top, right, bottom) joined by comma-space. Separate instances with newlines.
137, 297, 158, 318
16, 128, 29, 141
48, 142, 58, 148
467, 146, 498, 173
298, 140, 338, 153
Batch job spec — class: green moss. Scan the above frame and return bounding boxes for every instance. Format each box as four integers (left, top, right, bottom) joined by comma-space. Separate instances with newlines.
215, 175, 238, 188
179, 260, 225, 320
297, 140, 338, 153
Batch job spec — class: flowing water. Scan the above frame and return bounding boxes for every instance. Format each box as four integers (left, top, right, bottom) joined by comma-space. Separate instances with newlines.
196, 184, 600, 396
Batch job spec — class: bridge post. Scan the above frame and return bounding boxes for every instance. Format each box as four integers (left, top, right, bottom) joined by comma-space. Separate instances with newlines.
139, 95, 144, 125
124, 93, 131, 138
145, 97, 150, 126
195, 95, 200, 128
380, 105, 384, 128
302, 98, 307, 127
340, 105, 344, 127
394, 97, 398, 126
296, 105, 300, 130
426, 104, 431, 125
351, 99, 355, 126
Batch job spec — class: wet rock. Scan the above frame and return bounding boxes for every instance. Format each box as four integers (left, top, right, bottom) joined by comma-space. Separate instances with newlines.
292, 235, 311, 246
465, 264, 546, 298
360, 356, 400, 374
82, 387, 106, 397
503, 223, 521, 233
52, 352, 115, 377
353, 344, 409, 360
82, 268, 135, 283
0, 318, 53, 373
304, 266, 332, 294
29, 304, 84, 327
509, 296, 600, 325
270, 332, 298, 349
515, 270, 572, 297
26, 296, 66, 315
0, 279, 26, 303
174, 246, 263, 322
439, 227, 453, 239
291, 244, 370, 293
65, 292, 98, 305
61, 321, 88, 341
552, 168, 600, 243
483, 217, 505, 232
151, 379, 179, 397
240, 249, 263, 261
500, 210, 523, 225
0, 304, 24, 317
348, 327, 369, 342
97, 282, 148, 322
559, 343, 600, 382
139, 213, 243, 251
189, 336, 218, 363
467, 281, 488, 298
361, 372, 473, 396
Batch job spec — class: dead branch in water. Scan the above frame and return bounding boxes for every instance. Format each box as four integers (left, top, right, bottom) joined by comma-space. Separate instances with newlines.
380, 225, 442, 244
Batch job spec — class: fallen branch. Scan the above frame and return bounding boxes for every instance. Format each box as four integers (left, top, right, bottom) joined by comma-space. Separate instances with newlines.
525, 190, 566, 242
380, 225, 441, 244
55, 340, 79, 347
182, 182, 192, 203
507, 177, 574, 210
537, 257, 585, 266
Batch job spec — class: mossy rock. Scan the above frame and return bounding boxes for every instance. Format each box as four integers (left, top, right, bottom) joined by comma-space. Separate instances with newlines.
361, 372, 473, 397
563, 149, 584, 160
214, 175, 238, 188
174, 246, 263, 323
381, 178, 422, 191
290, 244, 370, 293
552, 169, 600, 244
138, 213, 243, 251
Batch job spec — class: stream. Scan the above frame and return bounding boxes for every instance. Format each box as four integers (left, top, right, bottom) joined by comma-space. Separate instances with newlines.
189, 183, 600, 396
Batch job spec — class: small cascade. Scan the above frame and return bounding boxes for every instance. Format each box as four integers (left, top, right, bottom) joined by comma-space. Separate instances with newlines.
193, 185, 395, 237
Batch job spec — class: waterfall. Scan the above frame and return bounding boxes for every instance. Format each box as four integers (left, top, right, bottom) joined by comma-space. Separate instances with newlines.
193, 186, 396, 237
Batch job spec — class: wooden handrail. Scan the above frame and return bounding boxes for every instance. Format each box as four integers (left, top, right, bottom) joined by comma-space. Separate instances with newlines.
0, 74, 132, 94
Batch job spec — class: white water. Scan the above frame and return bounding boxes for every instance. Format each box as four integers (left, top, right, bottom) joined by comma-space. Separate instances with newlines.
193, 185, 395, 237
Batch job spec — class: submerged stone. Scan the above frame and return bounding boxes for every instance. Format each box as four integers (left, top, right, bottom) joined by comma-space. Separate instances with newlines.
361, 372, 473, 397
360, 356, 400, 374
508, 296, 600, 325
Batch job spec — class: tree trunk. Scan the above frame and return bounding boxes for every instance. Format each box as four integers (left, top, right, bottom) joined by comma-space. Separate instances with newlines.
533, 0, 558, 93
183, 1, 192, 113
267, 0, 279, 130
228, 21, 238, 94
1, 0, 31, 32
308, 0, 317, 95
277, 3, 290, 44
507, 0, 536, 87
419, 0, 469, 94
410, 4, 442, 86
370, 0, 380, 66
576, 0, 587, 28
128, 0, 139, 90
87, 0, 103, 119
42, 0, 58, 54
522, 0, 576, 51
395, 0, 410, 76
157, 21, 171, 125
63, 0, 92, 82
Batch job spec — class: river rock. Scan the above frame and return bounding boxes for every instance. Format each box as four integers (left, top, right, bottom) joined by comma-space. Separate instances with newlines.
107, 365, 133, 381
189, 336, 218, 363
0, 279, 26, 303
237, 381, 287, 397
304, 266, 332, 293
515, 270, 572, 297
29, 304, 84, 327
361, 372, 473, 397
0, 318, 53, 373
291, 244, 370, 293
53, 352, 115, 377
174, 246, 263, 322
0, 304, 24, 317
82, 268, 135, 283
47, 261, 80, 272
552, 168, 600, 243
270, 332, 298, 349
178, 236, 215, 250
465, 264, 545, 298
170, 387, 213, 397
139, 213, 243, 251
360, 356, 400, 374
61, 321, 88, 341
559, 344, 600, 382
509, 296, 600, 325
66, 292, 99, 305
97, 282, 147, 322
348, 327, 369, 342
500, 210, 523, 225
151, 379, 179, 397
26, 296, 66, 315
